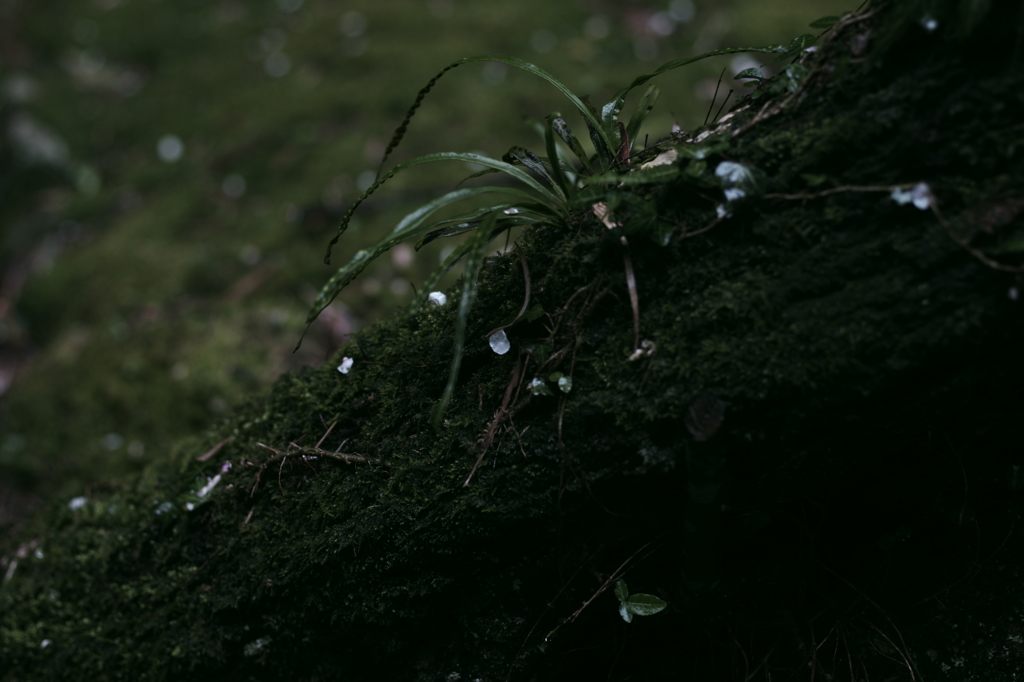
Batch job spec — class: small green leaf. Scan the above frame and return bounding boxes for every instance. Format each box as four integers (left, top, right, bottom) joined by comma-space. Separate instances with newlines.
432, 212, 500, 426
624, 84, 660, 156
524, 303, 546, 323
619, 603, 633, 623
734, 67, 764, 80
809, 15, 840, 29
783, 63, 810, 93
800, 173, 829, 187
614, 579, 629, 602
557, 375, 572, 393
531, 343, 552, 366
624, 593, 667, 617
986, 237, 1024, 255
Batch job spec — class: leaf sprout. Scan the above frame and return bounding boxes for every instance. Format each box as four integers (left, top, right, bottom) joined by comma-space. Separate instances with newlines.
614, 579, 668, 623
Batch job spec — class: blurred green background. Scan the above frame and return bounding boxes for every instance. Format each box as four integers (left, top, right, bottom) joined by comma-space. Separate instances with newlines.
0, 0, 851, 532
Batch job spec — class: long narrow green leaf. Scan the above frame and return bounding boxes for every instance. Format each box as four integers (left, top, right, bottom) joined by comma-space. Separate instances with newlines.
582, 95, 615, 168
624, 85, 659, 155
458, 56, 613, 152
414, 201, 556, 249
324, 151, 565, 265
377, 56, 613, 179
388, 185, 542, 240
409, 230, 487, 311
600, 98, 624, 151
455, 167, 502, 187
433, 211, 501, 427
544, 118, 571, 198
417, 222, 483, 248
502, 146, 566, 205
601, 44, 791, 136
586, 120, 614, 171
410, 209, 536, 313
376, 61, 464, 177
548, 114, 593, 175
303, 185, 548, 348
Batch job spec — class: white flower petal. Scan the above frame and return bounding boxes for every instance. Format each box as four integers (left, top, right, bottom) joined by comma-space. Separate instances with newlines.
197, 473, 222, 498
890, 187, 913, 205
714, 161, 752, 185
911, 182, 932, 210
428, 291, 448, 306
337, 357, 354, 374
488, 330, 511, 355
723, 187, 746, 202
67, 497, 87, 511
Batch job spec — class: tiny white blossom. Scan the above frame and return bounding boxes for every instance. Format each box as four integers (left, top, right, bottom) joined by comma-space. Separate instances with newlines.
714, 161, 753, 186
921, 16, 938, 31
41, 640, 51, 649
337, 357, 354, 374
428, 291, 448, 306
723, 187, 746, 202
489, 330, 511, 355
716, 204, 731, 219
68, 497, 87, 511
197, 473, 222, 498
891, 182, 932, 210
910, 182, 932, 210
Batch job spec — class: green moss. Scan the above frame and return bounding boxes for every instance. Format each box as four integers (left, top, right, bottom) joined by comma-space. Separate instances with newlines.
3, 2, 1024, 680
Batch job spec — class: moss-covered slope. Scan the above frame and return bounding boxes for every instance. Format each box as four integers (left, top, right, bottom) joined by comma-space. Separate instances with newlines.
3, 2, 1024, 680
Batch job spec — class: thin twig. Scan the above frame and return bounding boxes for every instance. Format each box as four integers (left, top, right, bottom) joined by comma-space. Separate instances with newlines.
932, 203, 1024, 273
543, 541, 658, 641
620, 238, 641, 351
763, 184, 904, 200
197, 436, 234, 462
868, 623, 915, 680
682, 214, 727, 239
315, 421, 338, 449
465, 353, 527, 487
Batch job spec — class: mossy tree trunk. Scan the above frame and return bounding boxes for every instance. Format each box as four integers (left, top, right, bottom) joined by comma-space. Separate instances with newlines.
3, 2, 1024, 680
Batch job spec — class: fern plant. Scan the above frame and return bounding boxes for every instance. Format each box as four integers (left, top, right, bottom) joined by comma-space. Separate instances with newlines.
302, 36, 818, 425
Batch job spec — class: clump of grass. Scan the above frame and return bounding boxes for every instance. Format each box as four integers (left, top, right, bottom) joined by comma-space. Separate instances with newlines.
301, 37, 819, 425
